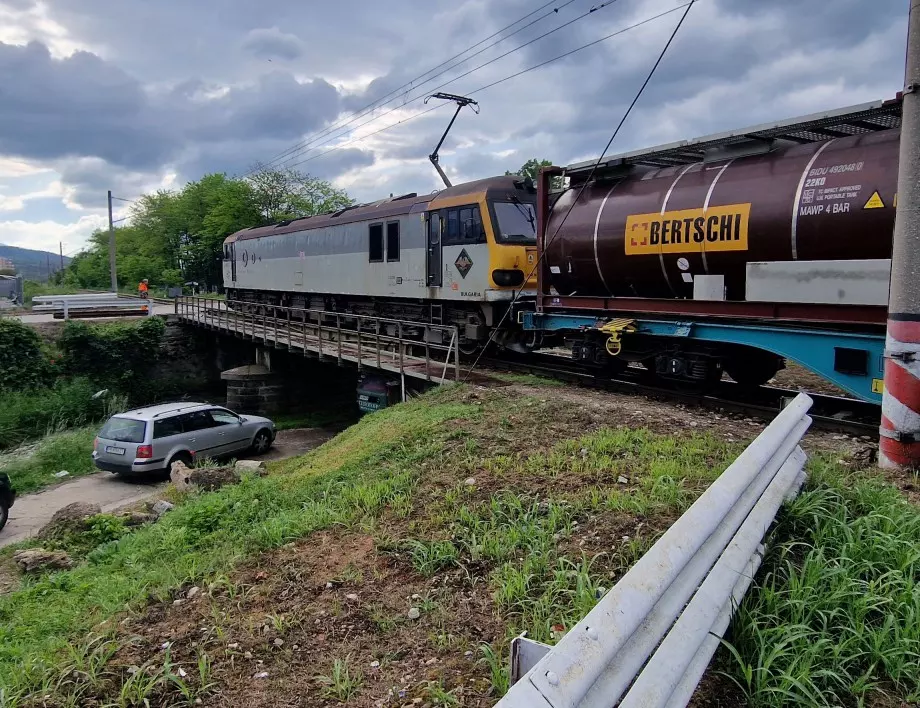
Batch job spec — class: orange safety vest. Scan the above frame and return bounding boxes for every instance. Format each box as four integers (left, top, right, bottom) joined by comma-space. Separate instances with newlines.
138, 282, 148, 292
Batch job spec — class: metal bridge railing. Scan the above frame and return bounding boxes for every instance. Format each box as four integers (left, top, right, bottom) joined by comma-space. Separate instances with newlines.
32, 293, 153, 319
500, 393, 814, 708
175, 296, 461, 383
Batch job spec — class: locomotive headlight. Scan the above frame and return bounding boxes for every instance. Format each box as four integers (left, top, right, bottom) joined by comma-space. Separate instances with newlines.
492, 269, 525, 287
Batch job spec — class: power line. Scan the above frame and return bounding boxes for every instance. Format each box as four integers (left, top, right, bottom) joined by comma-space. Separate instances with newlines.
463, 0, 697, 382
253, 0, 577, 173
271, 0, 623, 172
284, 3, 691, 172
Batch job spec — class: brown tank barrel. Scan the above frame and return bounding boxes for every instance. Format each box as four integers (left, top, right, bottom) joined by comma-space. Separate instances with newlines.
545, 129, 898, 300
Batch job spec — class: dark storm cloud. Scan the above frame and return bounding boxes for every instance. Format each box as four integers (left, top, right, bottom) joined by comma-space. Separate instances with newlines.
0, 41, 169, 168
0, 0, 909, 211
241, 27, 305, 61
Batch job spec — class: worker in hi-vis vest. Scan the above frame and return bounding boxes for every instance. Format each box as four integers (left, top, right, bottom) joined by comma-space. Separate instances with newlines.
138, 279, 149, 299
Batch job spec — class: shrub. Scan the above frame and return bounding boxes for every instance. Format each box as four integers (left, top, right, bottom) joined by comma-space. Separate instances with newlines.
0, 319, 49, 391
57, 318, 166, 398
0, 378, 113, 450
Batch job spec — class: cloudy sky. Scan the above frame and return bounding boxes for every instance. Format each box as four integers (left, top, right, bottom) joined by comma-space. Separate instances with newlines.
0, 0, 907, 256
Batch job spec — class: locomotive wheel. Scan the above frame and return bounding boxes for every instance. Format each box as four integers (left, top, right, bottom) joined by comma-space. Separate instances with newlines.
724, 353, 784, 387
458, 338, 483, 356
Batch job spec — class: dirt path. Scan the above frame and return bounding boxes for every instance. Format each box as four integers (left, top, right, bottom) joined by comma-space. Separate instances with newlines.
0, 427, 337, 549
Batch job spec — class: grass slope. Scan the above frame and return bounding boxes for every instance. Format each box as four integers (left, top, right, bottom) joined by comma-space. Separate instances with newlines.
0, 427, 96, 495
0, 383, 914, 707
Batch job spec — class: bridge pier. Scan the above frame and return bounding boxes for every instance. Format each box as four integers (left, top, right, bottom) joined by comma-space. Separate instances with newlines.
220, 363, 285, 415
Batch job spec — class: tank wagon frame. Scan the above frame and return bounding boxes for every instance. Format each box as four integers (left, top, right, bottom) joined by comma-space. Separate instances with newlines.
524, 97, 903, 403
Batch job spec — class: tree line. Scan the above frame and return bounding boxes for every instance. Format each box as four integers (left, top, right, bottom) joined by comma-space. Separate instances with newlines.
56, 165, 354, 291
56, 159, 554, 292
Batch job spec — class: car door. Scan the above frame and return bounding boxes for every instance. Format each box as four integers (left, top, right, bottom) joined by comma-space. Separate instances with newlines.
177, 410, 224, 460
206, 408, 251, 456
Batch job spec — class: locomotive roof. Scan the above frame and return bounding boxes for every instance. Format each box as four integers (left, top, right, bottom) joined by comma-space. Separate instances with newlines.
565, 95, 902, 179
226, 175, 525, 243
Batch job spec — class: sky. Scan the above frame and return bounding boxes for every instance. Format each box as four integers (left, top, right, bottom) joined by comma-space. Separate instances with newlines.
0, 0, 908, 256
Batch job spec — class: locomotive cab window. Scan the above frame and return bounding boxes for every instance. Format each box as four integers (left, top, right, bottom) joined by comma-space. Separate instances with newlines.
492, 200, 537, 244
441, 204, 485, 245
386, 222, 400, 262
368, 223, 384, 262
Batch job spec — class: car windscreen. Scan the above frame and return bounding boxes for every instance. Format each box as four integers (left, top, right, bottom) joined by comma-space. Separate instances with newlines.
98, 417, 147, 443
492, 201, 537, 243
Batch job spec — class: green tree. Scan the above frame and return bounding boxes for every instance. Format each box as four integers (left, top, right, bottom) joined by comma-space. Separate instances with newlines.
506, 158, 564, 190
247, 163, 354, 222
58, 168, 353, 291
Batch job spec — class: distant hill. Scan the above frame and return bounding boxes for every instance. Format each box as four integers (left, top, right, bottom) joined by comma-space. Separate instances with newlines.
0, 244, 71, 282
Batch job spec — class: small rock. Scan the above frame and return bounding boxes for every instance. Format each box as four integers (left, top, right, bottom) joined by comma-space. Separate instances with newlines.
370, 660, 380, 668
463, 477, 476, 486
120, 511, 157, 527
244, 651, 253, 659
595, 586, 607, 599
253, 671, 269, 679
407, 607, 421, 620
346, 593, 359, 601
235, 459, 264, 471
292, 644, 299, 650
152, 500, 175, 517
325, 582, 334, 589
464, 651, 473, 657
173, 599, 185, 606
187, 586, 201, 599
37, 502, 102, 539
273, 638, 284, 647
13, 548, 74, 573
425, 658, 437, 665
53, 470, 70, 478
411, 593, 421, 600
228, 643, 240, 650
177, 667, 187, 678
617, 475, 629, 484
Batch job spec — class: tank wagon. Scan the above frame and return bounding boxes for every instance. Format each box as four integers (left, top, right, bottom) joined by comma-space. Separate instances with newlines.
523, 97, 903, 403
223, 176, 538, 353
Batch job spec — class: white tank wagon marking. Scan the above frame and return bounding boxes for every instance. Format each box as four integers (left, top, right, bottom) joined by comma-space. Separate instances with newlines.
658, 163, 701, 294
790, 140, 836, 260
700, 159, 736, 274
594, 181, 623, 295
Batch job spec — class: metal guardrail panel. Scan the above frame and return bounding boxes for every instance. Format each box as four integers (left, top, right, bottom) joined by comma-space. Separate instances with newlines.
498, 393, 814, 708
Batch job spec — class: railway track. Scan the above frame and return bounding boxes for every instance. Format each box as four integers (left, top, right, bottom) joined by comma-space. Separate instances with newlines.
480, 351, 880, 437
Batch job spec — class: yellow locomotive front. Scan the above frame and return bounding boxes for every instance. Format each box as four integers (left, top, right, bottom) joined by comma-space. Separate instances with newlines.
425, 175, 538, 300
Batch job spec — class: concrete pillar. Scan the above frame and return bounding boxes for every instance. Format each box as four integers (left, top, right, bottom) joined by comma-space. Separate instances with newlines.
880, 0, 920, 469
221, 364, 285, 415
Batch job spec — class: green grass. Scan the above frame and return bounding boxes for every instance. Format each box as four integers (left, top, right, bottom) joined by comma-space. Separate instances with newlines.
0, 426, 97, 495
0, 379, 121, 451
0, 386, 475, 703
723, 457, 920, 707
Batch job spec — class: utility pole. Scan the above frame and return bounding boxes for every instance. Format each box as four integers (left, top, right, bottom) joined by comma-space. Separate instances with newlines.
59, 241, 64, 271
107, 190, 117, 292
881, 0, 920, 470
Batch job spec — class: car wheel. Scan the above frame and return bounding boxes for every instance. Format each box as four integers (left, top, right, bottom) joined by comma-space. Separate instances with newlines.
0, 501, 8, 532
167, 453, 193, 476
251, 429, 273, 455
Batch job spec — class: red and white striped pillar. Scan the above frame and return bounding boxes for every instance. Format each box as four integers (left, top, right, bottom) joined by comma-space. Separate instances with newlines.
881, 0, 920, 470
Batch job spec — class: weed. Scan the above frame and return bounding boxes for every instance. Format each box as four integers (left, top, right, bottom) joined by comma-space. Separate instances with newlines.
404, 539, 460, 576
425, 679, 461, 706
478, 643, 510, 698
315, 657, 363, 701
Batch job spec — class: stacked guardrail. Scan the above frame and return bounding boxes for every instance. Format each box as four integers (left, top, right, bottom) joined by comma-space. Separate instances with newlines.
32, 293, 152, 319
499, 392, 813, 708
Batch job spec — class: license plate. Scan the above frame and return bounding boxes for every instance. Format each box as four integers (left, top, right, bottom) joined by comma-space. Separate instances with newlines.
105, 446, 125, 455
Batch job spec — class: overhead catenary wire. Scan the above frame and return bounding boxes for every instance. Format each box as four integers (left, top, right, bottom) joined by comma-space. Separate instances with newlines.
253, 0, 578, 173
272, 0, 624, 172
283, 2, 691, 172
463, 0, 697, 382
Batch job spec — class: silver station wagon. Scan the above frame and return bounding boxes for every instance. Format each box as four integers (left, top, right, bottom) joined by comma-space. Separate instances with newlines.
92, 402, 276, 475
